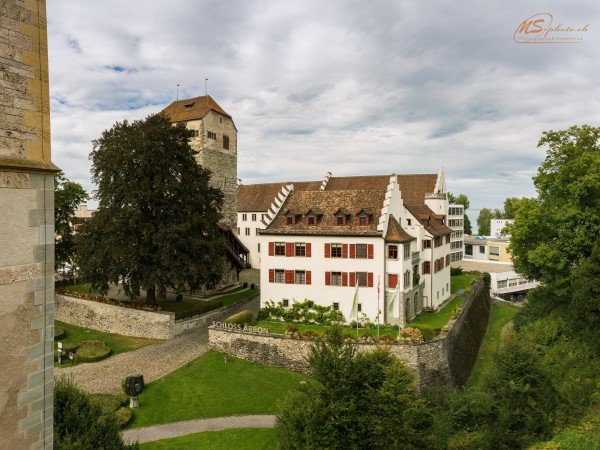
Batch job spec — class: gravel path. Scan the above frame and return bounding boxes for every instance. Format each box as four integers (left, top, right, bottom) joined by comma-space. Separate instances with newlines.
122, 414, 277, 445
55, 327, 209, 394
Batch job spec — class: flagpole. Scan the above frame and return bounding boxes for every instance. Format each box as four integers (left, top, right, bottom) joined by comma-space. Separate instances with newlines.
377, 276, 380, 339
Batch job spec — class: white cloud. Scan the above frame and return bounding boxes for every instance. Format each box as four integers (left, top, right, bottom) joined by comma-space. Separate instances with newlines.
47, 0, 600, 212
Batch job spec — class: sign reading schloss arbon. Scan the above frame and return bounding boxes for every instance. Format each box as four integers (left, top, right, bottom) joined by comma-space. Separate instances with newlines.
212, 321, 269, 334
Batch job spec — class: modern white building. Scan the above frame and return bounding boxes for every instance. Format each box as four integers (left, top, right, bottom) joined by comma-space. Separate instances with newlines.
491, 219, 514, 238
448, 204, 464, 262
238, 170, 456, 325
490, 271, 539, 300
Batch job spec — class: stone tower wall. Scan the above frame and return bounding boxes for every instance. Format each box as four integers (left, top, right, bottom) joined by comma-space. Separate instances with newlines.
0, 1, 58, 448
188, 110, 237, 227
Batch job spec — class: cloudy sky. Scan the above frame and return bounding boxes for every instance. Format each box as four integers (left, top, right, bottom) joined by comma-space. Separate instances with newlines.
47, 1, 599, 219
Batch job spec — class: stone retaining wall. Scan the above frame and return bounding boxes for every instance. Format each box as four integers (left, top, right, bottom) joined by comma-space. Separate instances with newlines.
56, 294, 260, 340
209, 279, 490, 390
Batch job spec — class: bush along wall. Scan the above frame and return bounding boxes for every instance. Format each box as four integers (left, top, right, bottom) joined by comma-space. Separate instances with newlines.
258, 299, 345, 325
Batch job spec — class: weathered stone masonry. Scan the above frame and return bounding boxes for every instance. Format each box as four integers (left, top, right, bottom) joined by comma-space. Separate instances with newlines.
0, 1, 58, 448
209, 279, 490, 391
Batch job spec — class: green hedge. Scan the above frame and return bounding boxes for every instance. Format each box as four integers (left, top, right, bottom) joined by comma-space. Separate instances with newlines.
76, 340, 112, 363
224, 309, 253, 325
173, 298, 223, 320
115, 406, 133, 427
59, 341, 79, 353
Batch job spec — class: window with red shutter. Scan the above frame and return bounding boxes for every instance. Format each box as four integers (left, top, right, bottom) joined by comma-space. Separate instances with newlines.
342, 244, 348, 258
285, 242, 293, 257
367, 244, 374, 259
367, 272, 374, 287
325, 243, 330, 258
422, 261, 431, 274
306, 271, 311, 285
388, 274, 398, 288
285, 270, 294, 284
349, 272, 356, 287
325, 272, 331, 285
269, 269, 274, 283
268, 242, 274, 256
349, 244, 356, 259
446, 255, 450, 266
342, 272, 348, 286
306, 243, 312, 257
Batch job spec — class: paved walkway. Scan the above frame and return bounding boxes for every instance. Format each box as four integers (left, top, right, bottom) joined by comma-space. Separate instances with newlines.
122, 415, 277, 445
55, 327, 209, 393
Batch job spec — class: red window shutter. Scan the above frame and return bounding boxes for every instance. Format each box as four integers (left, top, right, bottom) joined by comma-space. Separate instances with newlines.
306, 243, 311, 257
269, 269, 274, 283
306, 270, 311, 285
388, 274, 398, 288
286, 242, 293, 257
349, 244, 356, 259
367, 244, 374, 259
367, 273, 374, 287
268, 242, 274, 256
325, 243, 330, 258
349, 272, 356, 287
285, 270, 293, 284
342, 272, 348, 286
342, 244, 348, 258
325, 272, 331, 286
446, 255, 450, 266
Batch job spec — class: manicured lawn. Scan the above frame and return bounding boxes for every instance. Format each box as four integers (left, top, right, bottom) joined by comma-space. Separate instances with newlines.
139, 428, 278, 450
451, 272, 478, 293
129, 350, 312, 428
406, 295, 465, 340
466, 301, 519, 388
218, 287, 260, 306
54, 321, 162, 367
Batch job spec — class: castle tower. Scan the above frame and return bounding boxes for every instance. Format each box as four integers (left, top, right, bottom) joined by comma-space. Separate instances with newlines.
160, 96, 238, 227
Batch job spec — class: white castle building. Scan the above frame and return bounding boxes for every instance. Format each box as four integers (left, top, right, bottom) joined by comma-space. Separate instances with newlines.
237, 169, 463, 325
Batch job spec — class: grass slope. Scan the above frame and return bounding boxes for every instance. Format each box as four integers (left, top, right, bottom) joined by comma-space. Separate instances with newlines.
139, 428, 278, 450
55, 321, 161, 367
129, 350, 311, 428
450, 273, 478, 293
467, 301, 519, 388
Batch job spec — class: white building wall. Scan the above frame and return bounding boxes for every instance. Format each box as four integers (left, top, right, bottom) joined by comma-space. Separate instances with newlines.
259, 235, 386, 322
491, 219, 514, 238
237, 211, 267, 268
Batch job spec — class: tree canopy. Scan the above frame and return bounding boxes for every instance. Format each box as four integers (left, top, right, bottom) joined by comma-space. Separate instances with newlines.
55, 172, 88, 268
76, 114, 224, 304
508, 125, 600, 295
476, 207, 502, 236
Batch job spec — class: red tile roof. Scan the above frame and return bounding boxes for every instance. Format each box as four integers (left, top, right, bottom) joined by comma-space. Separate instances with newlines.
385, 215, 415, 243
237, 181, 321, 212
160, 95, 231, 123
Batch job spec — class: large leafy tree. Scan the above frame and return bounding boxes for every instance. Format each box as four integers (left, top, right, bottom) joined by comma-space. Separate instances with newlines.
277, 327, 431, 449
509, 125, 600, 295
502, 197, 528, 219
55, 172, 88, 268
448, 192, 472, 234
476, 207, 502, 236
76, 114, 224, 304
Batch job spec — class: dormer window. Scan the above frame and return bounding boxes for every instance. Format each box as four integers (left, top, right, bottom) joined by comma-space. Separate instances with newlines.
285, 211, 299, 225
334, 210, 349, 226
357, 210, 371, 226
184, 102, 195, 108
286, 216, 294, 225
307, 216, 316, 225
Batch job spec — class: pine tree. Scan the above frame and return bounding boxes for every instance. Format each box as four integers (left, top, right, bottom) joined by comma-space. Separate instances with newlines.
76, 114, 224, 304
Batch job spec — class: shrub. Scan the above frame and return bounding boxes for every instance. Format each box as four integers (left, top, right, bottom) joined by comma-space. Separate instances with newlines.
54, 377, 136, 449
60, 341, 79, 353
450, 266, 464, 276
224, 309, 253, 325
301, 331, 322, 340
451, 305, 462, 320
243, 281, 248, 288
250, 283, 255, 289
76, 340, 112, 363
378, 335, 397, 343
54, 327, 66, 340
88, 393, 121, 415
285, 324, 300, 337
258, 299, 345, 325
399, 327, 424, 343
115, 407, 133, 427
482, 272, 491, 291
175, 293, 183, 302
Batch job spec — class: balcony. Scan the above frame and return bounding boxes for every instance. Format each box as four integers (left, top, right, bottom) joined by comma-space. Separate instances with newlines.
411, 252, 420, 264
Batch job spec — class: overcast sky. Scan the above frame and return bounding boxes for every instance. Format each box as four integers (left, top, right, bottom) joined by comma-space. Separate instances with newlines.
47, 1, 599, 217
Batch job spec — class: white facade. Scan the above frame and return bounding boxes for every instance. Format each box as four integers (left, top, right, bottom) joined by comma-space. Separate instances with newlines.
447, 204, 464, 262
464, 238, 489, 260
236, 211, 267, 268
491, 219, 514, 238
257, 171, 454, 323
490, 271, 539, 299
